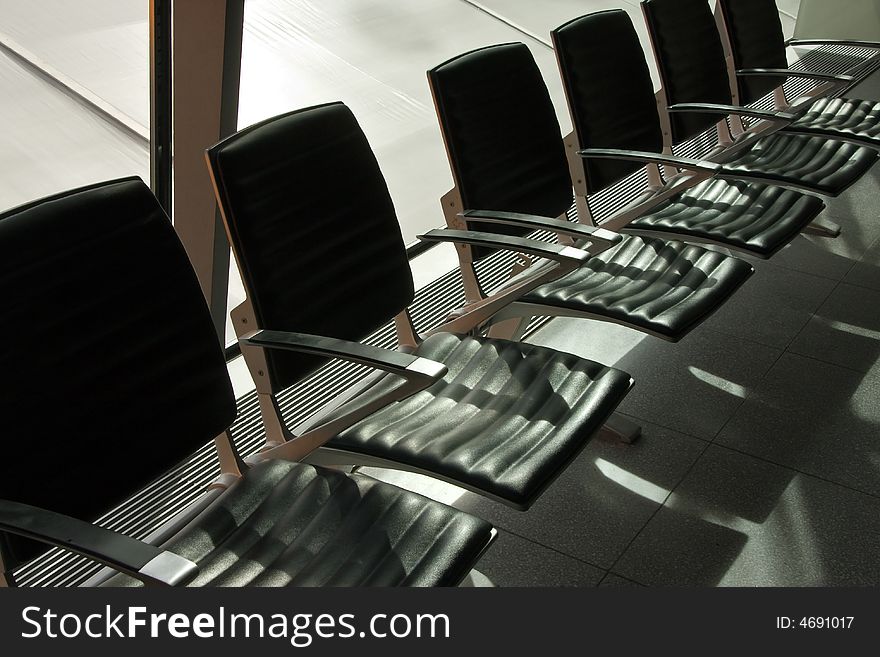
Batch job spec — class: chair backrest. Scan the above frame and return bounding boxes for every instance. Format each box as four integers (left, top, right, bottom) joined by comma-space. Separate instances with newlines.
0, 178, 236, 566
428, 43, 574, 259
642, 0, 734, 143
717, 0, 789, 104
207, 103, 415, 391
552, 10, 665, 193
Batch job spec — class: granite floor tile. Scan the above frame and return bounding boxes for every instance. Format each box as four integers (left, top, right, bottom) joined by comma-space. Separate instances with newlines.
702, 260, 836, 349
716, 353, 880, 496
530, 321, 781, 440
843, 235, 880, 292
614, 445, 880, 586
475, 530, 604, 587
789, 283, 880, 373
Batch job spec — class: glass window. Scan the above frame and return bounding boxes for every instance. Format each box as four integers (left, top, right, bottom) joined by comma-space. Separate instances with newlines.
0, 0, 149, 211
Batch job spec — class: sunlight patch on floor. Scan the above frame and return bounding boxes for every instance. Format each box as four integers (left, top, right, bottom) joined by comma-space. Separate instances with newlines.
688, 366, 748, 398
594, 458, 670, 505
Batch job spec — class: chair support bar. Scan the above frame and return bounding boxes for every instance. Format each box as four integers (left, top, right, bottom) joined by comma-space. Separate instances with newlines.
579, 148, 722, 175
241, 330, 448, 386
787, 38, 880, 50
418, 228, 592, 266
0, 500, 198, 586
667, 102, 797, 123
243, 330, 451, 462
461, 209, 621, 246
736, 68, 853, 84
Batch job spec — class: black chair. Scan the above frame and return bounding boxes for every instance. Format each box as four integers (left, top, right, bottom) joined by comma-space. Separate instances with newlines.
206, 102, 635, 509
428, 42, 756, 442
551, 9, 827, 259
717, 0, 880, 149
641, 0, 878, 197
0, 178, 499, 587
427, 42, 754, 342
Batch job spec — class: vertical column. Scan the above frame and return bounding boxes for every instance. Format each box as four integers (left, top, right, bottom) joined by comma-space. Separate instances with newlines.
172, 0, 244, 342
149, 0, 172, 215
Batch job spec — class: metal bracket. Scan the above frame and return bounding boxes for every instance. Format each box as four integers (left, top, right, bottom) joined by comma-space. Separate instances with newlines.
597, 412, 642, 445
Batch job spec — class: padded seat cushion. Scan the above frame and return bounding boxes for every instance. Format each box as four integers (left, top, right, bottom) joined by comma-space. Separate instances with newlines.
790, 96, 880, 147
327, 333, 633, 509
522, 235, 754, 339
102, 460, 493, 586
720, 132, 877, 196
628, 177, 824, 257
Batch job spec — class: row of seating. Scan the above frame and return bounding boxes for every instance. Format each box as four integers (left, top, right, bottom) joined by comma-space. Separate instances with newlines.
0, 0, 877, 587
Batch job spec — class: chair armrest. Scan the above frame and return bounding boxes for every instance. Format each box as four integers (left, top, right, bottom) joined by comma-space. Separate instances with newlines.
461, 209, 620, 247
737, 68, 854, 84
788, 38, 880, 50
667, 102, 797, 123
579, 148, 722, 175
243, 332, 449, 462
579, 147, 781, 188
418, 228, 592, 266
0, 500, 198, 586
241, 330, 448, 386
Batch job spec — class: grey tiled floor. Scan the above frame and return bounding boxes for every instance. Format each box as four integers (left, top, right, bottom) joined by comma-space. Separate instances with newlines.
367, 163, 880, 587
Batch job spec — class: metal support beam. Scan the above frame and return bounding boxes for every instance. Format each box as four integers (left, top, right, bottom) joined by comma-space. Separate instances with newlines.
149, 0, 172, 216
172, 0, 244, 341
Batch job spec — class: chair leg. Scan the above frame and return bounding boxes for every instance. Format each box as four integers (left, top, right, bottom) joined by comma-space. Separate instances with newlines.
597, 412, 641, 444
257, 392, 294, 447
804, 217, 841, 238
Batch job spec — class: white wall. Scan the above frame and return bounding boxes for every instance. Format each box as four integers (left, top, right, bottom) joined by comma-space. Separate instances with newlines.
777, 0, 801, 37
795, 0, 880, 39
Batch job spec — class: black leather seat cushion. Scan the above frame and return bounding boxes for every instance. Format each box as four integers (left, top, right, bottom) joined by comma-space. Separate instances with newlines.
326, 333, 633, 509
521, 235, 754, 339
720, 132, 877, 196
789, 97, 880, 148
628, 177, 825, 257
102, 460, 494, 586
